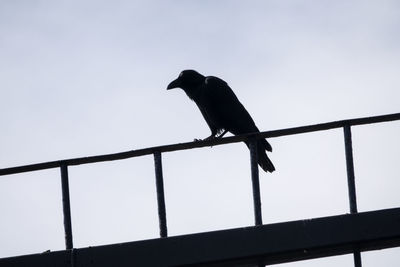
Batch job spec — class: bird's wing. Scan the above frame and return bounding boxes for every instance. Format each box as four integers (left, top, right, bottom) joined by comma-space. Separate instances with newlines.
203, 76, 273, 152
196, 103, 220, 135
203, 76, 259, 135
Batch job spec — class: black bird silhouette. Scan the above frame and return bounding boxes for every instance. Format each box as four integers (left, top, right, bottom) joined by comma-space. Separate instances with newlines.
167, 70, 275, 173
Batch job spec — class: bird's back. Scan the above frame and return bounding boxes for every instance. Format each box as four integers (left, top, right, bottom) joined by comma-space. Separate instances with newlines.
200, 76, 259, 136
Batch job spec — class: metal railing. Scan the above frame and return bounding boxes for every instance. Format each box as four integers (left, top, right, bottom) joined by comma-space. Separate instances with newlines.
1, 112, 399, 267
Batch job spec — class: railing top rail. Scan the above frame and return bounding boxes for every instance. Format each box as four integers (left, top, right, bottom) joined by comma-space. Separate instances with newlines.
1, 112, 399, 176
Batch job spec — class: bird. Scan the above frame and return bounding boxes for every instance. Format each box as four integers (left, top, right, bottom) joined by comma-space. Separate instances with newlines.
167, 69, 275, 173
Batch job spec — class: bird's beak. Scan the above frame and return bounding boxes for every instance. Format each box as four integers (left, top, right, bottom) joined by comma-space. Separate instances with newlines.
167, 78, 181, 90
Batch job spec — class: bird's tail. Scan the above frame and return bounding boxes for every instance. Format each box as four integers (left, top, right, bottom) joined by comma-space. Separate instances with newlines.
257, 147, 275, 173
245, 139, 275, 173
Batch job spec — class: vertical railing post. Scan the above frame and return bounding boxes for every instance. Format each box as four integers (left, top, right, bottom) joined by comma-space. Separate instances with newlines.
60, 163, 73, 250
154, 151, 168, 238
344, 125, 358, 214
343, 125, 362, 267
249, 139, 262, 226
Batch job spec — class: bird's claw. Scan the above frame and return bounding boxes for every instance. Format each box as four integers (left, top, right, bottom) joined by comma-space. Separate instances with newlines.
194, 135, 216, 142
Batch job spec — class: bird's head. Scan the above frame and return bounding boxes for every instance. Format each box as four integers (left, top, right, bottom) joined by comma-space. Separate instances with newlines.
167, 70, 205, 90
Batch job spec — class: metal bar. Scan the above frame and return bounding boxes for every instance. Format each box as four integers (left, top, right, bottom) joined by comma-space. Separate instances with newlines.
3, 208, 400, 267
1, 112, 399, 176
153, 151, 168, 238
70, 249, 76, 267
249, 140, 262, 226
343, 125, 362, 267
60, 163, 74, 250
353, 252, 362, 267
343, 125, 358, 213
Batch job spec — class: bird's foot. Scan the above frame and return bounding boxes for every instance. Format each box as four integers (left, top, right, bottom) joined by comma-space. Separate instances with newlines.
204, 135, 217, 141
194, 130, 228, 143
216, 129, 228, 139
193, 135, 217, 142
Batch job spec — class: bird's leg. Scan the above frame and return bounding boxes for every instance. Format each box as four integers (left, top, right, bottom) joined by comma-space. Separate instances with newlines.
216, 129, 228, 138
194, 130, 228, 142
194, 134, 216, 142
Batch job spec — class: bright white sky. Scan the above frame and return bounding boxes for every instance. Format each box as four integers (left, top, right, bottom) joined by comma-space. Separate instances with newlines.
0, 1, 399, 266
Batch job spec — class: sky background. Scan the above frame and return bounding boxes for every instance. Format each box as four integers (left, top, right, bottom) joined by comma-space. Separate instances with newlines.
0, 0, 399, 266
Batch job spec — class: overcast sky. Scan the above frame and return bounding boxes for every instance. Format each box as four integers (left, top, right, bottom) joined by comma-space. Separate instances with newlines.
1, 1, 399, 266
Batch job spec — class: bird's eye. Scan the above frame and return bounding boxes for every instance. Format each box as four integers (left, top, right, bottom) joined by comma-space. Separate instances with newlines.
179, 72, 184, 78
